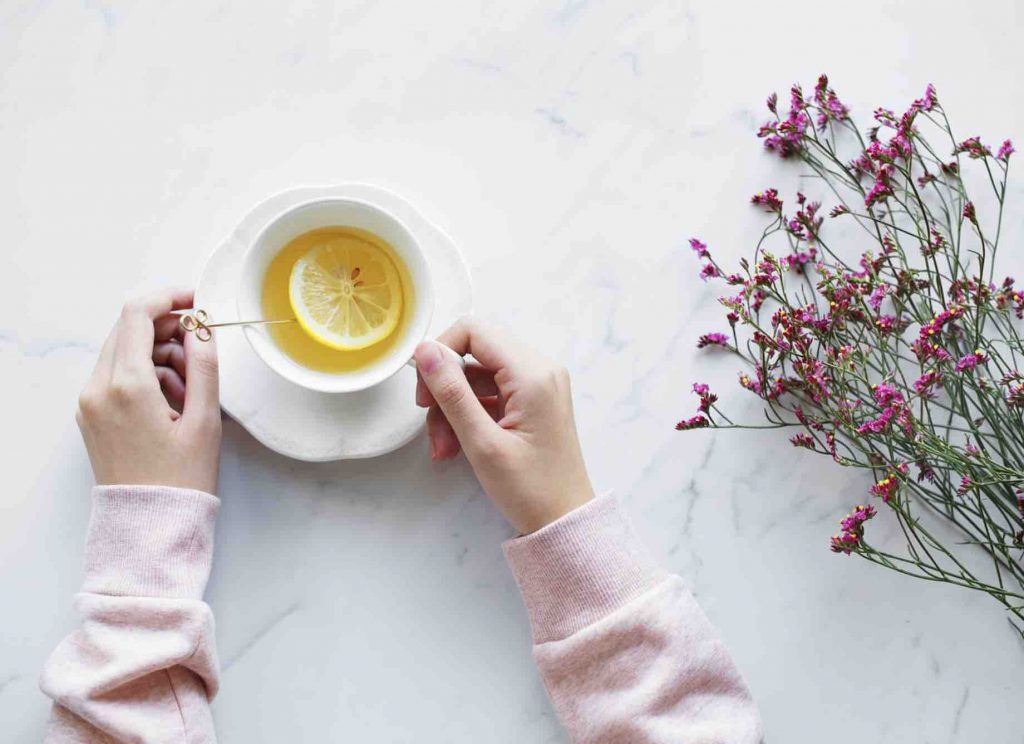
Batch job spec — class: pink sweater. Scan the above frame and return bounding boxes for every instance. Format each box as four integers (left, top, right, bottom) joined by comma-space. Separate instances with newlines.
41, 487, 763, 743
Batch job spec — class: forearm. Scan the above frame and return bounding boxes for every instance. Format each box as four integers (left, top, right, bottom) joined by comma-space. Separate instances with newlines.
40, 486, 221, 744
504, 495, 763, 744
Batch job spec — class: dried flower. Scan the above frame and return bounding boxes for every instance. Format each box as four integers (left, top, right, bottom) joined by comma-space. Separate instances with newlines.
831, 504, 876, 554
954, 350, 988, 374
997, 139, 1015, 162
675, 415, 709, 431
956, 136, 992, 159
680, 75, 1024, 625
790, 433, 815, 449
963, 201, 977, 224
751, 188, 784, 212
697, 332, 730, 349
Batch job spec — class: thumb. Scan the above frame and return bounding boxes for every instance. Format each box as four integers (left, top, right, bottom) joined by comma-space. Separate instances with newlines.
182, 328, 221, 426
415, 341, 497, 449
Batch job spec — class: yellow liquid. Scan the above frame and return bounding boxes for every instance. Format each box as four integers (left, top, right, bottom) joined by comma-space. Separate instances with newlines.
260, 227, 414, 373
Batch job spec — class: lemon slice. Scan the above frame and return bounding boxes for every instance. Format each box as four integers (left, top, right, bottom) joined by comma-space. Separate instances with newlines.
288, 236, 403, 350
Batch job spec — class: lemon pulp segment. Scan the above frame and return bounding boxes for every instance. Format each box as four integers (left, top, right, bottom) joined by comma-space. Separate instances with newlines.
288, 236, 403, 351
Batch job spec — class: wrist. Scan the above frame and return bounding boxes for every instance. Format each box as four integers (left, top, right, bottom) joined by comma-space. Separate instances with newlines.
520, 483, 595, 535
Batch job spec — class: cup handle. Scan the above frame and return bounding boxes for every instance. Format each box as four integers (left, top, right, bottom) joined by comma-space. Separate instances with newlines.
405, 344, 468, 370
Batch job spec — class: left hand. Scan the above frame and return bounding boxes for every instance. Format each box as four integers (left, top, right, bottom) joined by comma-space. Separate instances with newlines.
75, 288, 222, 494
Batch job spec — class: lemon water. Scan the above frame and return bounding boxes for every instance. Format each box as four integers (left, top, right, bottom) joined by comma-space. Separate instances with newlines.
260, 227, 413, 373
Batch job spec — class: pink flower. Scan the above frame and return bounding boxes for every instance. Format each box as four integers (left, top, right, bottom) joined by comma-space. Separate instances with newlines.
840, 504, 876, 533
956, 136, 991, 159
691, 383, 717, 413
829, 204, 850, 218
956, 476, 973, 496
697, 332, 730, 349
689, 238, 710, 258
865, 169, 895, 207
812, 74, 849, 130
830, 503, 876, 555
963, 201, 976, 224
870, 465, 907, 502
867, 284, 888, 311
874, 315, 901, 335
790, 433, 815, 449
913, 370, 943, 398
909, 84, 938, 113
997, 139, 1014, 162
766, 92, 778, 114
921, 229, 945, 258
830, 532, 861, 554
751, 188, 783, 212
675, 415, 709, 431
919, 305, 964, 341
700, 263, 719, 281
954, 350, 988, 373
758, 85, 810, 158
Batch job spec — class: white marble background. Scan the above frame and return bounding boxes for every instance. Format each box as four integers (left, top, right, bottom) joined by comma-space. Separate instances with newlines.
2, 1, 1022, 741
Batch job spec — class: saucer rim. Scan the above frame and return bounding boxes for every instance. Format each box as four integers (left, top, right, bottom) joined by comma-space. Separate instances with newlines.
195, 183, 473, 462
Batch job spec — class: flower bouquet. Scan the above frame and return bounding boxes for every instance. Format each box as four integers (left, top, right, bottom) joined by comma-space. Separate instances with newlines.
682, 75, 1023, 631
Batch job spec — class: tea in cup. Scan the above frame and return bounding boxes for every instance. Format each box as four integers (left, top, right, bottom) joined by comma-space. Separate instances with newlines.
237, 198, 435, 393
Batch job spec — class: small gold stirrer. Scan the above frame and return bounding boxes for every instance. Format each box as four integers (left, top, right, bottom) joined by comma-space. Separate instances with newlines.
179, 309, 295, 342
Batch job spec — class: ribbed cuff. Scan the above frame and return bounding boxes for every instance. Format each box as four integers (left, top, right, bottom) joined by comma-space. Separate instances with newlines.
503, 493, 664, 644
82, 486, 220, 600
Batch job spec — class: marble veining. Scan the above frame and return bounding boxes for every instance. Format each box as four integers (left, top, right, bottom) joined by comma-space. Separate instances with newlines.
2, 1, 1023, 742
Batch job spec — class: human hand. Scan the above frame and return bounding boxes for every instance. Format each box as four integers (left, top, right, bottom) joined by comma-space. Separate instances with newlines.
414, 318, 594, 534
76, 288, 222, 494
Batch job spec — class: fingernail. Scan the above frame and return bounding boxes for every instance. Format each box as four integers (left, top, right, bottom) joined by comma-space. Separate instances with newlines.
415, 342, 443, 375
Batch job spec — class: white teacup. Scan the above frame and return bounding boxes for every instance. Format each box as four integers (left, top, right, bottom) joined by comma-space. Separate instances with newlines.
237, 197, 435, 393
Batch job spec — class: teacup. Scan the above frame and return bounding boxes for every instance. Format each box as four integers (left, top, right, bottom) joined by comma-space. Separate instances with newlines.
237, 197, 435, 393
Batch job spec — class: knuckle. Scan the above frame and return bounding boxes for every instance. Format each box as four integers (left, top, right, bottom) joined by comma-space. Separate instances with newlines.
77, 389, 100, 417
109, 378, 142, 404
120, 298, 144, 318
192, 353, 219, 379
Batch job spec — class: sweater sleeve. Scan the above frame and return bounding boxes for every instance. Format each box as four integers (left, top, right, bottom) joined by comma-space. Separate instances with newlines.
40, 486, 221, 744
503, 494, 763, 744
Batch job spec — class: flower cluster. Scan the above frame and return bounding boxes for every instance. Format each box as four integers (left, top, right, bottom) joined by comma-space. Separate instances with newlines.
869, 464, 908, 502
697, 332, 729, 349
675, 415, 709, 431
692, 383, 718, 414
830, 504, 876, 554
680, 75, 1024, 627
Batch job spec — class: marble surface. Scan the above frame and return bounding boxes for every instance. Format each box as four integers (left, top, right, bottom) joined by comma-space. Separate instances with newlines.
2, 1, 1022, 741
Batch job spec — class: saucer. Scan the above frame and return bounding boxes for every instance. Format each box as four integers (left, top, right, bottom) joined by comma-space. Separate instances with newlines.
194, 184, 473, 461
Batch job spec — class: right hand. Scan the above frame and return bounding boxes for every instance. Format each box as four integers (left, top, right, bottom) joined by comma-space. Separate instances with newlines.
414, 318, 594, 534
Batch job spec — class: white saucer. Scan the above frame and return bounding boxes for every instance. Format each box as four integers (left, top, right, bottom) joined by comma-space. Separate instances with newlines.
194, 185, 473, 461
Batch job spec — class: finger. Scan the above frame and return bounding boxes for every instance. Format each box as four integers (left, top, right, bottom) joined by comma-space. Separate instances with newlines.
479, 395, 504, 422
414, 341, 498, 450
428, 396, 503, 461
155, 314, 185, 343
153, 341, 187, 380
91, 322, 119, 384
115, 289, 194, 372
426, 405, 461, 461
156, 366, 186, 413
182, 324, 220, 424
435, 317, 530, 374
417, 362, 498, 407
